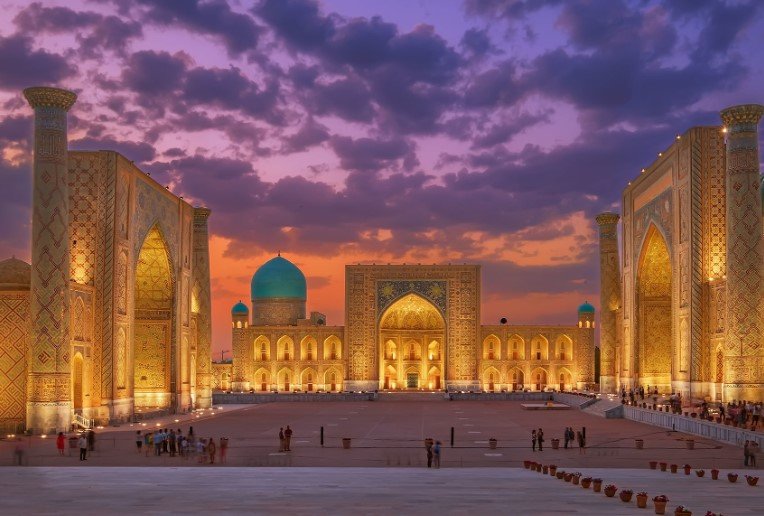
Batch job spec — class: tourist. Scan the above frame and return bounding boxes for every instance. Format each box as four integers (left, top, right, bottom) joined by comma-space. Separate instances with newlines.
285, 425, 293, 451
144, 432, 152, 457
537, 428, 544, 451
208, 437, 217, 464
135, 430, 142, 454
56, 432, 66, 456
425, 439, 433, 468
163, 428, 169, 454
154, 429, 163, 456
568, 427, 575, 448
278, 427, 285, 452
87, 429, 95, 452
169, 430, 177, 457
13, 437, 26, 466
220, 438, 228, 464
78, 433, 88, 461
749, 441, 759, 467
531, 429, 537, 452
182, 436, 190, 459
197, 439, 205, 463
433, 441, 441, 468
744, 440, 751, 466
752, 404, 761, 431
577, 431, 586, 454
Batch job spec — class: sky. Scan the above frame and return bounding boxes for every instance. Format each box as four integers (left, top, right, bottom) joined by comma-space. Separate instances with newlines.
0, 0, 762, 357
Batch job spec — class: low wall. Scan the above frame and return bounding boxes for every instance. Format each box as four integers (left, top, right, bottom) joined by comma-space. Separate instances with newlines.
623, 405, 763, 448
213, 392, 377, 404
551, 392, 599, 409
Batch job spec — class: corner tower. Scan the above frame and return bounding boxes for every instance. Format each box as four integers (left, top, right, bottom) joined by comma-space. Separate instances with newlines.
24, 86, 77, 433
720, 104, 764, 401
595, 212, 622, 394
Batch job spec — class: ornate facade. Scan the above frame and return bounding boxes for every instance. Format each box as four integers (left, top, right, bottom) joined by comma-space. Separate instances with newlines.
0, 87, 212, 434
227, 260, 595, 393
599, 104, 764, 402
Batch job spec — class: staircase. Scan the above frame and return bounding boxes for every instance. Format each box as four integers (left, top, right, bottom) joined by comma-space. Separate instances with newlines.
582, 397, 624, 418
73, 414, 94, 429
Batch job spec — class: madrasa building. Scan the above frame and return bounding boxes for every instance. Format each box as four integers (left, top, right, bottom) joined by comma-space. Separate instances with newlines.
222, 257, 596, 395
0, 87, 213, 434
596, 103, 764, 402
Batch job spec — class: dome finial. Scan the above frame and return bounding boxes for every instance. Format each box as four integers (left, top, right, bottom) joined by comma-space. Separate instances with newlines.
277, 250, 281, 257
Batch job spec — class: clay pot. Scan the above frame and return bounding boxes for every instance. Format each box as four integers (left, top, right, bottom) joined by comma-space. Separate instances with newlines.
746, 476, 759, 486
695, 470, 705, 477
581, 479, 592, 489
619, 491, 633, 502
660, 462, 667, 472
549, 466, 557, 476
593, 480, 602, 492
551, 438, 560, 450
728, 473, 738, 483
342, 438, 351, 449
556, 471, 564, 479
523, 460, 531, 469
711, 470, 719, 480
636, 439, 644, 449
670, 464, 678, 473
572, 475, 580, 485
683, 465, 691, 475
653, 500, 667, 514
604, 486, 617, 498
542, 465, 549, 474
489, 439, 497, 449
649, 461, 658, 469
636, 494, 648, 509
564, 473, 573, 482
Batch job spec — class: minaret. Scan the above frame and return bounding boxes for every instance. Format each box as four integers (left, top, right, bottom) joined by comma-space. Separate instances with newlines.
192, 207, 213, 408
23, 86, 77, 433
595, 212, 621, 393
720, 104, 764, 402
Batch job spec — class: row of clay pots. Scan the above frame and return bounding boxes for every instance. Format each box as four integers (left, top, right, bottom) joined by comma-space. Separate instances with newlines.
648, 462, 759, 485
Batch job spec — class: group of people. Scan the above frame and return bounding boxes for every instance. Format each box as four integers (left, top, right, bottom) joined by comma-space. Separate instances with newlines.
136, 427, 228, 464
55, 429, 95, 461
278, 426, 293, 452
531, 427, 586, 453
743, 440, 760, 467
719, 401, 762, 430
425, 438, 441, 468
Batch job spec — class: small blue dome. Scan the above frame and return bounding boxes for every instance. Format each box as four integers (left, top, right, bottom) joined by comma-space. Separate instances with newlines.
231, 301, 249, 315
578, 301, 595, 313
251, 255, 306, 301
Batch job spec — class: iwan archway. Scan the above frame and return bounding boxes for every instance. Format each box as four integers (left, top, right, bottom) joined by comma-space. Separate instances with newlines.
133, 225, 175, 408
635, 224, 672, 391
379, 293, 445, 390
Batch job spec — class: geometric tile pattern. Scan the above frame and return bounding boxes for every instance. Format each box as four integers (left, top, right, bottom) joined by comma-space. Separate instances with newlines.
0, 293, 29, 431
595, 212, 620, 390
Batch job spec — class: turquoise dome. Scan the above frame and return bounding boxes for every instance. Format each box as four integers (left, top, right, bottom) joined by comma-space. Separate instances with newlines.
251, 255, 306, 300
578, 301, 595, 313
231, 301, 249, 315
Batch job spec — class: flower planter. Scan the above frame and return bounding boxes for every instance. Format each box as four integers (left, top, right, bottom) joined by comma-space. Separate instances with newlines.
523, 460, 531, 469
686, 439, 695, 450
683, 465, 692, 475
660, 462, 667, 472
572, 474, 580, 485
551, 438, 560, 450
342, 438, 352, 449
674, 510, 691, 516
564, 473, 573, 482
603, 486, 618, 498
745, 475, 759, 486
649, 461, 658, 469
727, 473, 738, 483
690, 413, 697, 418
636, 439, 644, 449
654, 501, 668, 515
670, 464, 678, 474
695, 470, 705, 477
489, 439, 497, 449
619, 491, 633, 502
549, 465, 557, 476
556, 471, 564, 479
593, 480, 602, 492
542, 465, 549, 474
581, 478, 592, 489
636, 494, 648, 509
711, 469, 719, 480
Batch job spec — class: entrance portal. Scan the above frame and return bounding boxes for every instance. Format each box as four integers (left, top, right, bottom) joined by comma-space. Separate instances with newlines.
378, 293, 445, 390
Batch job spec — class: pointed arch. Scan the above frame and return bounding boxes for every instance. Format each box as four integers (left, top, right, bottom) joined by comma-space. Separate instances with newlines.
483, 366, 501, 392
276, 367, 293, 391
558, 367, 573, 391
254, 335, 270, 361
323, 334, 342, 360
530, 367, 549, 391
301, 367, 318, 391
324, 367, 342, 392
384, 339, 397, 360
531, 334, 549, 360
254, 367, 271, 392
427, 340, 440, 361
72, 351, 84, 410
483, 334, 501, 360
301, 335, 317, 361
508, 367, 525, 391
277, 335, 294, 361
73, 297, 85, 341
508, 334, 525, 360
555, 334, 573, 361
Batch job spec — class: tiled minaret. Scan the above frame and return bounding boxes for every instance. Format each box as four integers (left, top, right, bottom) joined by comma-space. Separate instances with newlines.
24, 87, 77, 433
720, 104, 764, 401
595, 212, 621, 393
192, 207, 213, 408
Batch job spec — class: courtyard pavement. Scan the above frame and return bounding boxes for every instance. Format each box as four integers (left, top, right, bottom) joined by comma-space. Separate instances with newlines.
2, 466, 760, 515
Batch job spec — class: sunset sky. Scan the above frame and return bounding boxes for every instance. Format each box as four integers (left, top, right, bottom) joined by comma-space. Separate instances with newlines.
1, 0, 762, 357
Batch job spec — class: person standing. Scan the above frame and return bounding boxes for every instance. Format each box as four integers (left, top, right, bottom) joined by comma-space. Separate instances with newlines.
278, 428, 285, 452
163, 428, 169, 454
208, 437, 217, 464
87, 429, 95, 452
78, 434, 88, 461
531, 429, 537, 452
220, 438, 228, 464
284, 425, 293, 452
563, 427, 569, 449
426, 440, 433, 468
136, 431, 142, 454
433, 441, 441, 469
537, 428, 544, 451
56, 432, 66, 456
169, 430, 177, 457
577, 431, 586, 454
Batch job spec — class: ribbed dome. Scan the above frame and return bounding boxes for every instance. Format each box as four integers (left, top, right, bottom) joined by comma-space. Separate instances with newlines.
578, 301, 595, 313
0, 257, 31, 288
231, 301, 249, 315
251, 255, 306, 301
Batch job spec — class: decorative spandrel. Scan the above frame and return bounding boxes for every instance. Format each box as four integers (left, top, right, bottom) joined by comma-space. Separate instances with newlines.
377, 280, 447, 318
